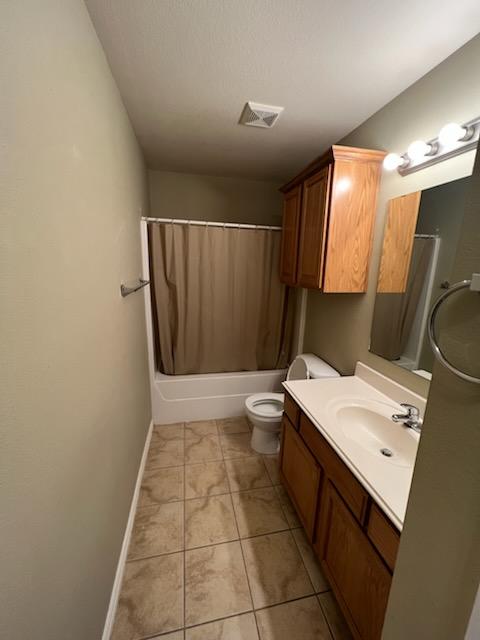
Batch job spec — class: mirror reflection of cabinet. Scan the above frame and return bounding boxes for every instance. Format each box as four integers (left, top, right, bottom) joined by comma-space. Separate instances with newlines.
370, 175, 472, 380
376, 192, 421, 293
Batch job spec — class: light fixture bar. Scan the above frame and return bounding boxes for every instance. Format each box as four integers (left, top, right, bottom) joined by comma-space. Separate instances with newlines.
398, 116, 480, 176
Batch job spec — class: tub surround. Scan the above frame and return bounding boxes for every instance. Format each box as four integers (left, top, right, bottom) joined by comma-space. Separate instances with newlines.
283, 362, 425, 530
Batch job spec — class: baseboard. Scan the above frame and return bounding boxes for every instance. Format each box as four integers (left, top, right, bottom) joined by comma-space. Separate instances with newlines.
101, 419, 153, 640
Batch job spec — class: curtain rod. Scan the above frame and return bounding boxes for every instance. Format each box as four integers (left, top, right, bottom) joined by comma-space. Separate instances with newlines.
142, 217, 282, 231
414, 233, 440, 239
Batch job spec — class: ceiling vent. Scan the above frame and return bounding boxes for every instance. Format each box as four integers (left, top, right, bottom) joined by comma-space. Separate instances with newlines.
239, 101, 284, 129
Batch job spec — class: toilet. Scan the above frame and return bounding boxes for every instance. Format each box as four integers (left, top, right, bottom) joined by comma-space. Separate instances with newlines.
246, 354, 340, 454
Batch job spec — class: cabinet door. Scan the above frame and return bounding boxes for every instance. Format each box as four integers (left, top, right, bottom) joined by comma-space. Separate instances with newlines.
318, 482, 391, 640
297, 166, 331, 288
280, 416, 322, 539
323, 158, 382, 292
279, 185, 302, 285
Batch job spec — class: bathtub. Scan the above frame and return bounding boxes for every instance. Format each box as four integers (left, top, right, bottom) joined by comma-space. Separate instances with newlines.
150, 368, 286, 423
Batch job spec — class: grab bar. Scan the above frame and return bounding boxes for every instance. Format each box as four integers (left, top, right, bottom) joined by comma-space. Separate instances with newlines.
120, 279, 150, 298
427, 274, 480, 384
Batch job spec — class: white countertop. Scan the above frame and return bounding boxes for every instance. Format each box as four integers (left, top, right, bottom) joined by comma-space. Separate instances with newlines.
283, 365, 424, 530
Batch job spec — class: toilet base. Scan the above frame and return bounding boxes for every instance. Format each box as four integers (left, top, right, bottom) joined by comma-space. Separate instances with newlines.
250, 425, 281, 455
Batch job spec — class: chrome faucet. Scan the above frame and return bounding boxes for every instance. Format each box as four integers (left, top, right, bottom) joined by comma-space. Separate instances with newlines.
392, 403, 423, 433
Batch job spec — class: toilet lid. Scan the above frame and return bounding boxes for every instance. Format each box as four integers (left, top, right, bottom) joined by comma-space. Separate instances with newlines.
245, 393, 284, 418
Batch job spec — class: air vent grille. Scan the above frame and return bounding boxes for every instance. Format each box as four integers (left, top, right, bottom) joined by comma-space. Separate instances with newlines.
239, 102, 284, 128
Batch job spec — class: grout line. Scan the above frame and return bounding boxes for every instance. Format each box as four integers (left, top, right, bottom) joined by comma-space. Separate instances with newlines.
223, 446, 260, 638
290, 527, 318, 596
317, 594, 337, 640
183, 437, 186, 634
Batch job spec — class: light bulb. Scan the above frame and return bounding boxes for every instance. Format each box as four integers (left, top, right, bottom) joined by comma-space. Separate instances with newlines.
438, 122, 467, 146
407, 140, 432, 161
383, 153, 405, 171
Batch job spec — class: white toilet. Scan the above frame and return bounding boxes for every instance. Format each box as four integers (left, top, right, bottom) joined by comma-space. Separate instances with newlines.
245, 354, 340, 454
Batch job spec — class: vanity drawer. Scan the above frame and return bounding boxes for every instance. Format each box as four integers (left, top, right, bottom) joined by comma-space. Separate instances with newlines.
367, 504, 400, 571
284, 392, 300, 429
299, 413, 369, 524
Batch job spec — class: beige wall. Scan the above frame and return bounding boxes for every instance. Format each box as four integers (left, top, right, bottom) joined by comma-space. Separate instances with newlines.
383, 129, 480, 640
0, 2, 150, 639
303, 34, 480, 397
149, 170, 282, 225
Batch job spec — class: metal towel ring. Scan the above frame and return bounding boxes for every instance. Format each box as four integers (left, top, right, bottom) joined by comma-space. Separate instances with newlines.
427, 276, 480, 384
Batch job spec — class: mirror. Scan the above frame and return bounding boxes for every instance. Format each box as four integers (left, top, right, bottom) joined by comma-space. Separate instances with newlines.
370, 175, 472, 380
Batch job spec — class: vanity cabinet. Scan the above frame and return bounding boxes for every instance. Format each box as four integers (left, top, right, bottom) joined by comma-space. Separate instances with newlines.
279, 145, 386, 292
279, 392, 400, 640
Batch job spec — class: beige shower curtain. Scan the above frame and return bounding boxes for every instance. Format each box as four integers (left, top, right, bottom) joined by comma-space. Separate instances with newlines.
370, 237, 435, 361
148, 222, 294, 375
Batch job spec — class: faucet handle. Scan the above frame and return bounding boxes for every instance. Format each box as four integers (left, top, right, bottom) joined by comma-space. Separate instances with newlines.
399, 403, 420, 417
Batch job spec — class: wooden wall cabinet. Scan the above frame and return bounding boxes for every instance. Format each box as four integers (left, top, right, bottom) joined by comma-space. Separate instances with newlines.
279, 393, 400, 640
279, 145, 386, 292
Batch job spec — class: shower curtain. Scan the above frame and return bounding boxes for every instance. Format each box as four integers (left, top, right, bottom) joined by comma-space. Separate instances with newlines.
370, 237, 435, 361
148, 222, 294, 375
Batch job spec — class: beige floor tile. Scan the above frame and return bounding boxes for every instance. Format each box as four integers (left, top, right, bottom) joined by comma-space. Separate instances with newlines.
255, 596, 333, 640
292, 528, 329, 593
185, 434, 223, 463
145, 439, 185, 471
185, 419, 218, 438
274, 484, 301, 528
185, 494, 238, 549
185, 541, 252, 626
151, 632, 184, 640
225, 456, 272, 491
217, 416, 251, 435
185, 461, 229, 498
128, 503, 184, 560
262, 455, 281, 485
232, 487, 288, 538
152, 423, 185, 441
186, 613, 259, 639
241, 531, 314, 608
111, 554, 183, 640
139, 466, 184, 508
318, 592, 354, 640
220, 433, 258, 459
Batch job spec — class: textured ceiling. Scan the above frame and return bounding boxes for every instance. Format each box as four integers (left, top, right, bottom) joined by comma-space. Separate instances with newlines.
85, 0, 480, 180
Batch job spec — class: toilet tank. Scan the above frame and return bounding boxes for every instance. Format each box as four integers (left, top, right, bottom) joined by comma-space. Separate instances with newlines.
286, 353, 339, 380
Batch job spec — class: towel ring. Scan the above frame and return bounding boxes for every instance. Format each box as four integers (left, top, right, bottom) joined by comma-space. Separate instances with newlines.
427, 275, 480, 384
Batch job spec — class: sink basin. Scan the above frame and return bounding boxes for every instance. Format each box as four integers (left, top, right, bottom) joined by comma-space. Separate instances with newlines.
332, 401, 418, 467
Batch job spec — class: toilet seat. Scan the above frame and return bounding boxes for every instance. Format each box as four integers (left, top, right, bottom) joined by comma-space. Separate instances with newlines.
245, 393, 284, 421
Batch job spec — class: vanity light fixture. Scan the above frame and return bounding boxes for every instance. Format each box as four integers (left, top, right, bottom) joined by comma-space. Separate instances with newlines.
383, 116, 480, 175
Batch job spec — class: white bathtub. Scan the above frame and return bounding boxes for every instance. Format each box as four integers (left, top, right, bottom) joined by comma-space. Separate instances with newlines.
150, 368, 286, 423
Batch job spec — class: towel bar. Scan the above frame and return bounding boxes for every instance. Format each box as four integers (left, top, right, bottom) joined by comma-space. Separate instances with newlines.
120, 279, 150, 298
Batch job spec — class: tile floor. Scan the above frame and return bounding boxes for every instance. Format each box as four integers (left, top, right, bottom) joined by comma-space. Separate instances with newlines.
111, 417, 353, 640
